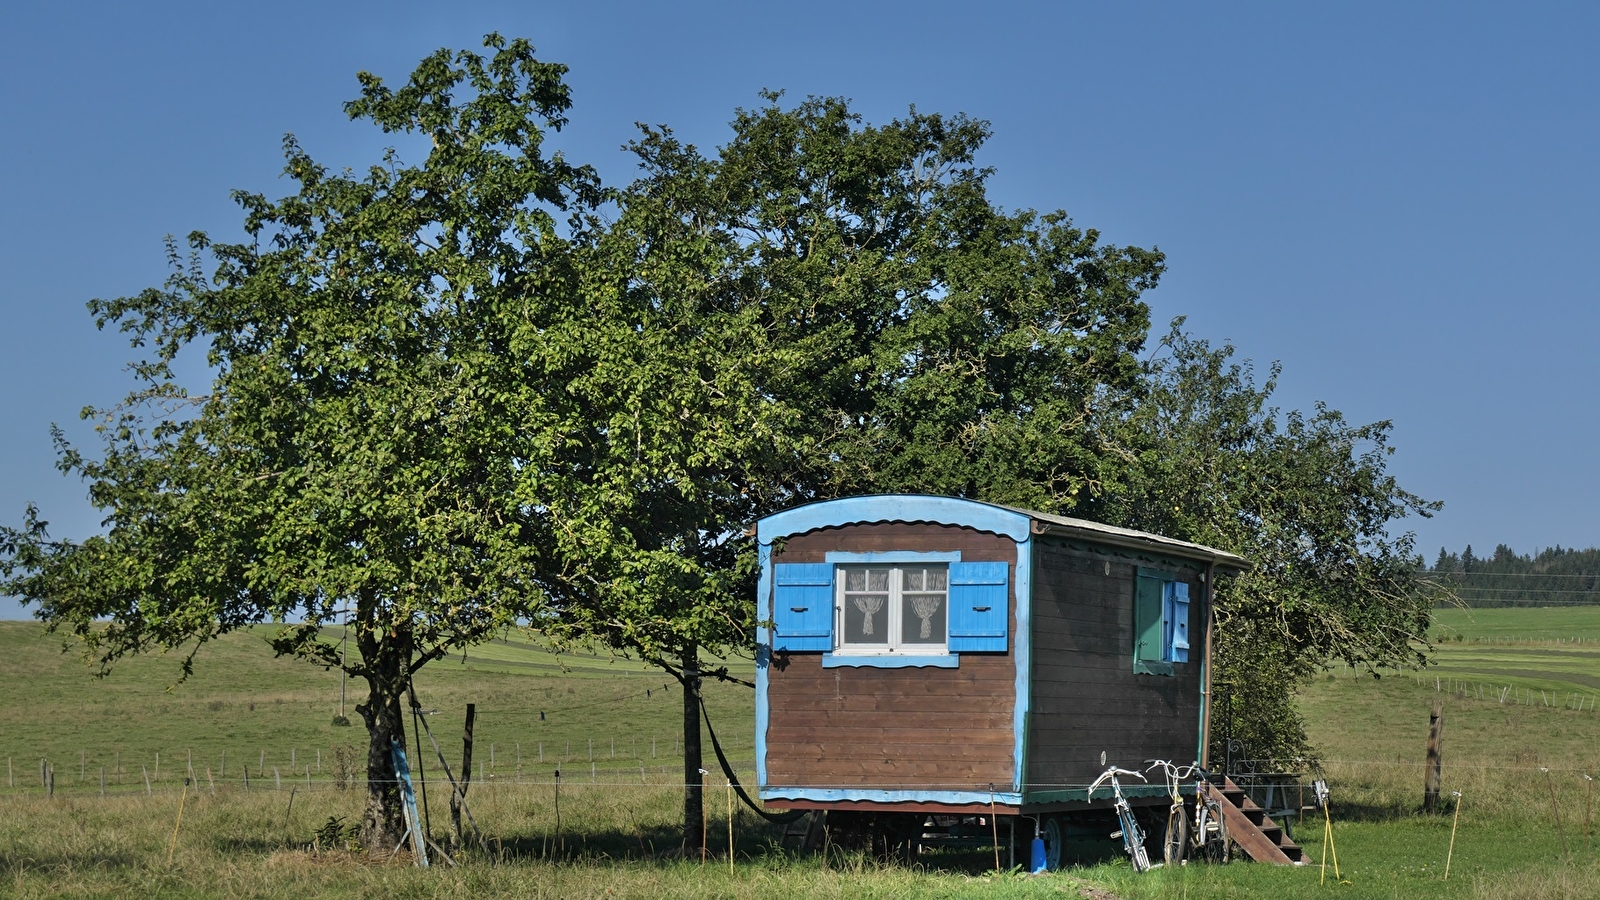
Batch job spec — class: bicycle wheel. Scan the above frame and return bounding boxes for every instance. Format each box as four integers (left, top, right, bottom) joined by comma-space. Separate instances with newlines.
1118, 807, 1152, 872
1200, 805, 1230, 864
1163, 805, 1188, 867
1130, 841, 1153, 873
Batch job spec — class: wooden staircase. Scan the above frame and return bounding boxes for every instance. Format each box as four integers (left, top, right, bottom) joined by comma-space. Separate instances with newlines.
1202, 777, 1306, 865
779, 810, 826, 853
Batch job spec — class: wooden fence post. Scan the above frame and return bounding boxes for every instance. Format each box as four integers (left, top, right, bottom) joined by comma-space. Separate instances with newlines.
1424, 700, 1444, 812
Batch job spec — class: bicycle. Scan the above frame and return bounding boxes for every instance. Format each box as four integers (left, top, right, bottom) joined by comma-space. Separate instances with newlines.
1146, 759, 1230, 865
1088, 764, 1153, 872
1189, 765, 1230, 863
1147, 759, 1194, 866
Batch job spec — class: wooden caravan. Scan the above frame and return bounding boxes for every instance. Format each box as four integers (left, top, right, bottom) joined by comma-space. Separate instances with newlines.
753, 494, 1254, 861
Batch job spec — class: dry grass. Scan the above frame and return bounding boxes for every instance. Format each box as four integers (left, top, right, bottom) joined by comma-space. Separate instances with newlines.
7, 614, 1600, 898
0, 789, 1071, 899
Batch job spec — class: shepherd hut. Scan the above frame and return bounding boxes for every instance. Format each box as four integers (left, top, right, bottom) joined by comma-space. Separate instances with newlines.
753, 494, 1287, 865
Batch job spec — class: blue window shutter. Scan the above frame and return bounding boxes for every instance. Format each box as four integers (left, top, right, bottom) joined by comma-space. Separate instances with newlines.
772, 563, 833, 651
948, 561, 1008, 652
1166, 582, 1191, 663
1161, 581, 1175, 660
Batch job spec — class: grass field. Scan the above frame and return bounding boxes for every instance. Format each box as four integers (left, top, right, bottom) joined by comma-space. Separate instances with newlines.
0, 623, 757, 795
4, 610, 1600, 898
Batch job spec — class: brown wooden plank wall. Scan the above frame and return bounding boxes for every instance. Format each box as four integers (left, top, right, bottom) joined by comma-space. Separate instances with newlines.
766, 522, 1017, 791
1026, 539, 1205, 792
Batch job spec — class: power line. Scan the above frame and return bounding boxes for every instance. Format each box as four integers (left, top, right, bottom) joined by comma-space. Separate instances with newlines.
1435, 599, 1600, 605
1446, 587, 1600, 596
1427, 571, 1600, 579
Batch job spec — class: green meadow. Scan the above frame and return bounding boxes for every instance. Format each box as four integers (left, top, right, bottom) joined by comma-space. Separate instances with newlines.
3, 608, 1600, 899
0, 622, 757, 795
1418, 607, 1600, 703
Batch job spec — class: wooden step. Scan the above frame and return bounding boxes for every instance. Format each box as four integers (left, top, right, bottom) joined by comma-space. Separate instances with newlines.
1202, 778, 1306, 865
779, 810, 825, 853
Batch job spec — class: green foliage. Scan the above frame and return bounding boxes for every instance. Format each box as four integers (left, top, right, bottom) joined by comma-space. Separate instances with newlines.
1095, 324, 1445, 763
0, 34, 602, 847
313, 815, 360, 852
535, 91, 1166, 668
527, 93, 1168, 848
705, 94, 1163, 510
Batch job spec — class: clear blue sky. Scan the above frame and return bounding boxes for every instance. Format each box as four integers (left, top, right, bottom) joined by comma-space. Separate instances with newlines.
3, 1, 1596, 619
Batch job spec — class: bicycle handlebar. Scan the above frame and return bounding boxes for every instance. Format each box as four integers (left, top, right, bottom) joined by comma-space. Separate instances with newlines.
1087, 765, 1147, 797
1146, 759, 1198, 779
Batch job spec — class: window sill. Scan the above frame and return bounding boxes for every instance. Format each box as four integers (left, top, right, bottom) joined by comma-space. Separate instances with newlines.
1133, 660, 1175, 676
822, 653, 959, 669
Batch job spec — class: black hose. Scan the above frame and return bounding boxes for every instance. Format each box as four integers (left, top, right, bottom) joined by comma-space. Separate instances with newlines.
698, 695, 808, 825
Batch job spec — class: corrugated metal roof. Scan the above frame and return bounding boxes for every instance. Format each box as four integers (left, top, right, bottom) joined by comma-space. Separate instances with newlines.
988, 501, 1250, 572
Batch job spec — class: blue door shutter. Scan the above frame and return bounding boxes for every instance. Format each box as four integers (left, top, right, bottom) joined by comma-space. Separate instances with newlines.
1165, 581, 1191, 663
948, 561, 1008, 652
772, 563, 833, 651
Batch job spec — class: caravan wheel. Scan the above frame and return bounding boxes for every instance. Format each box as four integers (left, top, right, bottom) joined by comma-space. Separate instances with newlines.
1042, 816, 1064, 871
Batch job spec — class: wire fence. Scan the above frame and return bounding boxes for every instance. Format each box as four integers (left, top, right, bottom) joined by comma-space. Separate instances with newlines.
1408, 672, 1600, 711
6, 757, 1599, 801
0, 739, 760, 799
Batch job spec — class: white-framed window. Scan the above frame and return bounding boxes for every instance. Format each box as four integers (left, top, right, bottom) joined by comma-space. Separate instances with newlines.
835, 563, 949, 653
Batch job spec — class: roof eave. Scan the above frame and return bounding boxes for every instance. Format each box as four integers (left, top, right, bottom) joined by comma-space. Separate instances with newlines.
1028, 520, 1252, 573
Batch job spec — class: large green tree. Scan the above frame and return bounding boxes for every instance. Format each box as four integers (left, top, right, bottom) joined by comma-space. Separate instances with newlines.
1094, 324, 1444, 763
531, 94, 1168, 850
526, 139, 802, 851
0, 36, 599, 848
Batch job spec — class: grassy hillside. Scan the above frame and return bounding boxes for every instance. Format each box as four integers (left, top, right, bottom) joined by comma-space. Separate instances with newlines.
0, 622, 756, 794
1413, 607, 1600, 703
4, 610, 1600, 898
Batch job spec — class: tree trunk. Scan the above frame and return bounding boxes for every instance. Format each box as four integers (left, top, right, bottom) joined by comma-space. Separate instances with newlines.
451, 702, 476, 849
681, 643, 704, 857
355, 629, 409, 853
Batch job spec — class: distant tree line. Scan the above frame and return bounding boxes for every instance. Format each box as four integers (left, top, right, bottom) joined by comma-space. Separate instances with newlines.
1428, 544, 1600, 607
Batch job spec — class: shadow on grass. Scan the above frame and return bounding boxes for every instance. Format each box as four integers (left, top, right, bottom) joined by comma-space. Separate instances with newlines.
208, 812, 1133, 876
464, 823, 1038, 876
1, 849, 142, 873
1326, 799, 1456, 823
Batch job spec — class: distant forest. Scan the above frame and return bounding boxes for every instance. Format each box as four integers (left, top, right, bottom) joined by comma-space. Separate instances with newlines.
1428, 544, 1600, 607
